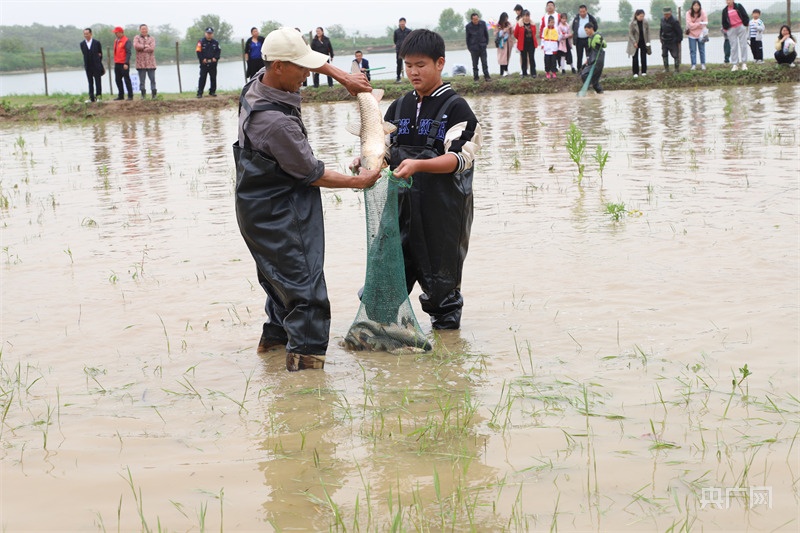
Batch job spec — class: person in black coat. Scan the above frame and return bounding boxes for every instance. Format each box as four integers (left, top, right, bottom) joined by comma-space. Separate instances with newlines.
465, 12, 491, 81
660, 7, 683, 72
310, 27, 334, 87
393, 18, 412, 81
80, 28, 104, 102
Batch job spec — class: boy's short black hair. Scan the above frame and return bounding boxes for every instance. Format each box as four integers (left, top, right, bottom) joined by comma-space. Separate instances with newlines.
399, 17, 406, 22
752, 8, 760, 13
355, 50, 362, 54
584, 23, 594, 29
579, 4, 588, 9
398, 29, 445, 62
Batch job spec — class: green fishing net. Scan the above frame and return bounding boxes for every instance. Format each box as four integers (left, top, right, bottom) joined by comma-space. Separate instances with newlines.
345, 170, 432, 353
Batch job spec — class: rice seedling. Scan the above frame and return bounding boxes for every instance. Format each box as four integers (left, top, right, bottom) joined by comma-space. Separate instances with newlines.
593, 144, 609, 180
565, 123, 587, 185
604, 201, 626, 222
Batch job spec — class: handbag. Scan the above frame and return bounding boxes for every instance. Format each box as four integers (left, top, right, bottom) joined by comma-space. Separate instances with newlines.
701, 27, 710, 43
645, 43, 652, 55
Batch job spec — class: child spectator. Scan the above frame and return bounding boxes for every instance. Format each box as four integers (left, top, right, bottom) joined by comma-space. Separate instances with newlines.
557, 12, 576, 74
382, 29, 483, 330
542, 16, 560, 78
748, 9, 765, 63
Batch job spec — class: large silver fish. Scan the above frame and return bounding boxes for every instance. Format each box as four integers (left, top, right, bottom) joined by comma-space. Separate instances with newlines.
346, 89, 396, 170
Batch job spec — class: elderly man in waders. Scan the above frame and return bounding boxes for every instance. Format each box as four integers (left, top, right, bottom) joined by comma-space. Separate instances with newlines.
233, 28, 380, 371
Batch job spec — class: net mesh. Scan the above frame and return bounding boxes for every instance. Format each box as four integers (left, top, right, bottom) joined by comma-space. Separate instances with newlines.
345, 170, 432, 353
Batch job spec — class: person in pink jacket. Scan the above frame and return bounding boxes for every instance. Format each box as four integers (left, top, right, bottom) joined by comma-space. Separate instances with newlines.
685, 1, 708, 70
133, 24, 157, 99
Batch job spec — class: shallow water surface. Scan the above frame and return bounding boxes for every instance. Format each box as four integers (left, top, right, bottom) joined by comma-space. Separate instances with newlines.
1, 85, 798, 531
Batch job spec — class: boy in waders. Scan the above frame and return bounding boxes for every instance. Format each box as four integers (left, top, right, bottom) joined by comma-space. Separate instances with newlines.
383, 29, 483, 330
581, 24, 607, 93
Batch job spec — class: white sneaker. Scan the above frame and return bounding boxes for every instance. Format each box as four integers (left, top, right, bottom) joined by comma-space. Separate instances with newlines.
701, 64, 706, 70
731, 64, 739, 71
690, 65, 696, 70
633, 74, 639, 78
741, 63, 748, 70
791, 63, 796, 67
641, 72, 647, 76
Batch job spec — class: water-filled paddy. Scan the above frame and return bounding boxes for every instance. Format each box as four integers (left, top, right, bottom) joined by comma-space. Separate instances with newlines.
1, 85, 798, 531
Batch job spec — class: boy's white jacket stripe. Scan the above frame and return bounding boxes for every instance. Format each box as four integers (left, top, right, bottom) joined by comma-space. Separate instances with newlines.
444, 121, 482, 173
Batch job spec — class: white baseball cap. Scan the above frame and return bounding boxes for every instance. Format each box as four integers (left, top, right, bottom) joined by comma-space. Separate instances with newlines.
263, 27, 328, 68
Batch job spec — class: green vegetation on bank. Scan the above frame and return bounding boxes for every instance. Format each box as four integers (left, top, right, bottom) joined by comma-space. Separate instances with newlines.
1, 63, 797, 123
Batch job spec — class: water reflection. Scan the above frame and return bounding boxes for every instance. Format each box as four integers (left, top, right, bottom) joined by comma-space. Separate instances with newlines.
257, 344, 496, 530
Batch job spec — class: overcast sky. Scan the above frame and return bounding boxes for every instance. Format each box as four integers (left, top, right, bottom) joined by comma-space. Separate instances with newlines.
1, 0, 733, 37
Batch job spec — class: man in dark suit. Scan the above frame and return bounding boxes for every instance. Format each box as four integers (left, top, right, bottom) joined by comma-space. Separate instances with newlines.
351, 50, 370, 80
80, 28, 104, 102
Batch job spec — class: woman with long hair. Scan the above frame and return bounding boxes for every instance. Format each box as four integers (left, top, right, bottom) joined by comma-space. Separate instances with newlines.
495, 12, 514, 76
774, 25, 797, 66
686, 0, 708, 70
627, 9, 650, 77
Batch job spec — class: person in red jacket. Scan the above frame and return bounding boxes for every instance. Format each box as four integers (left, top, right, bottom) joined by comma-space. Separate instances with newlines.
514, 10, 538, 77
113, 26, 133, 100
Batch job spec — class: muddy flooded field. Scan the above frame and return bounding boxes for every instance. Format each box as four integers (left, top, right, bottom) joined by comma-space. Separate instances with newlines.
1, 85, 798, 531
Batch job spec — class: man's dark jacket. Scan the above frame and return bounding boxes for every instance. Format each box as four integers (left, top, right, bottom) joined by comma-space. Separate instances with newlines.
660, 15, 683, 44
80, 39, 104, 74
465, 20, 489, 51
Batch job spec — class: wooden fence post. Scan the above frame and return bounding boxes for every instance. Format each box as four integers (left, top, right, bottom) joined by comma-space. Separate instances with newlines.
40, 47, 48, 96
241, 38, 247, 80
175, 41, 182, 93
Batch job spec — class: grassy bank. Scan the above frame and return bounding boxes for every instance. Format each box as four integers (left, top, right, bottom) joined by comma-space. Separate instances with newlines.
1, 62, 797, 123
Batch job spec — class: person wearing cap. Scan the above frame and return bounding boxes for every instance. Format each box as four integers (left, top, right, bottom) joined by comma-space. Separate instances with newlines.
196, 27, 221, 98
233, 27, 380, 372
660, 6, 683, 72
112, 26, 133, 100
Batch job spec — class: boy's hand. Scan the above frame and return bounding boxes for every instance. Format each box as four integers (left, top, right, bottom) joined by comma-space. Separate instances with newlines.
392, 159, 418, 180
